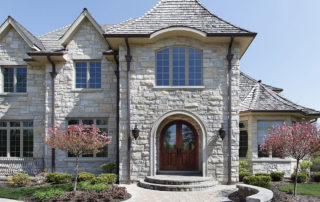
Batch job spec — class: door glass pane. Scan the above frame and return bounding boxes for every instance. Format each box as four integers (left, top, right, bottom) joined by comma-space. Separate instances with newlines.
0, 130, 7, 157
182, 124, 195, 150
23, 129, 33, 157
10, 129, 20, 157
164, 124, 176, 150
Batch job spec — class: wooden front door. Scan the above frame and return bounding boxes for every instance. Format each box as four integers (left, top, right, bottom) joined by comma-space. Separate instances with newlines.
160, 121, 198, 171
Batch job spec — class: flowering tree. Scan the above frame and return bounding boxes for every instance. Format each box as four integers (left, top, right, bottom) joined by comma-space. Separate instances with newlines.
45, 124, 112, 191
260, 119, 320, 196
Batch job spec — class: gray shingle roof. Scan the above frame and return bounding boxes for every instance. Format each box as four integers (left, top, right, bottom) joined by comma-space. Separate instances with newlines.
105, 0, 255, 36
239, 75, 320, 116
38, 25, 70, 51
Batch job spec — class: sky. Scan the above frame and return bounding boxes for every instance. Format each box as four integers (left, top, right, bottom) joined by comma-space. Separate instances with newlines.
1, 0, 320, 121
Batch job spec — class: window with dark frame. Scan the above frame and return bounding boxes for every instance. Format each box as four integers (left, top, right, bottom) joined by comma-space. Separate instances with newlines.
67, 118, 108, 158
3, 67, 27, 93
156, 47, 202, 86
239, 122, 248, 158
0, 121, 33, 157
75, 61, 101, 89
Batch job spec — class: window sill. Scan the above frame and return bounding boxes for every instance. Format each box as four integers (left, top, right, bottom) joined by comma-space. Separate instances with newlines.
64, 158, 109, 162
152, 86, 205, 90
71, 89, 103, 93
0, 93, 28, 97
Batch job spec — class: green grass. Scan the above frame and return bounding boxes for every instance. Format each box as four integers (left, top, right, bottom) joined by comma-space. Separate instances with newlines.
279, 184, 320, 197
0, 184, 73, 200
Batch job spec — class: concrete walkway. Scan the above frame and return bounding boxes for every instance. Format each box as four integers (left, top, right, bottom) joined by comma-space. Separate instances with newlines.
0, 199, 22, 202
122, 184, 237, 202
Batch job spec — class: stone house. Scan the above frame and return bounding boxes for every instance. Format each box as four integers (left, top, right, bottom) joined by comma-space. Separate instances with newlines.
0, 0, 319, 184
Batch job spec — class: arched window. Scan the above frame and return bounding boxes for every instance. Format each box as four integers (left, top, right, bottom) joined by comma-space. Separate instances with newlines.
156, 47, 202, 86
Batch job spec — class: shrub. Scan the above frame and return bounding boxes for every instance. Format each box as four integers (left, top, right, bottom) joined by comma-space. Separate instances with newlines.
239, 171, 251, 182
239, 161, 249, 172
270, 172, 284, 181
313, 172, 320, 182
311, 156, 320, 172
77, 172, 95, 182
33, 188, 65, 201
8, 172, 30, 187
243, 176, 271, 188
100, 163, 116, 173
300, 160, 313, 172
46, 173, 72, 184
78, 181, 108, 192
291, 172, 308, 183
255, 173, 271, 177
91, 173, 117, 184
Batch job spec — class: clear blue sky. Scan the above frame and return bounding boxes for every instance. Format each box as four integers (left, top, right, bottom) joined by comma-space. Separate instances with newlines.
1, 0, 319, 118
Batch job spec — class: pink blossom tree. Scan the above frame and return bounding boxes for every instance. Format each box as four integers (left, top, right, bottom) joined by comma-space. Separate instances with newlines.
260, 119, 320, 196
45, 124, 112, 191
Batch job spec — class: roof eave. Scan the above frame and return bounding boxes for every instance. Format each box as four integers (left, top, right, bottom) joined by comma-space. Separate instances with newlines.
240, 110, 320, 117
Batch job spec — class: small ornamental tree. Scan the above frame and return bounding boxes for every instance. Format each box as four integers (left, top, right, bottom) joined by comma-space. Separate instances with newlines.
45, 124, 112, 191
260, 119, 320, 196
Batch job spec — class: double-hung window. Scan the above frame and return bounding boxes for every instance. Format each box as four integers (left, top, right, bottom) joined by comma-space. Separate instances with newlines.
75, 61, 101, 89
257, 121, 283, 158
156, 47, 202, 86
0, 121, 33, 157
67, 118, 108, 158
3, 67, 27, 92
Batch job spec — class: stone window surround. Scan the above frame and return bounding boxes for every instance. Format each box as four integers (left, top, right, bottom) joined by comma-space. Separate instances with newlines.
65, 117, 109, 159
0, 66, 27, 93
73, 60, 102, 90
155, 46, 203, 87
0, 120, 33, 158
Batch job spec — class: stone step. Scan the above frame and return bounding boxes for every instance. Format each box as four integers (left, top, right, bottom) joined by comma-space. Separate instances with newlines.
138, 179, 218, 191
145, 175, 213, 185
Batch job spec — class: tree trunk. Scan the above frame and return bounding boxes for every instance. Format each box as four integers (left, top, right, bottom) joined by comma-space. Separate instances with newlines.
74, 155, 79, 192
294, 159, 300, 196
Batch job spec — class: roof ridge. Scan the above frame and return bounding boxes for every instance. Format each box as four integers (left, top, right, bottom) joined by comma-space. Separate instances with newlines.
39, 24, 71, 38
248, 83, 261, 109
194, 0, 253, 33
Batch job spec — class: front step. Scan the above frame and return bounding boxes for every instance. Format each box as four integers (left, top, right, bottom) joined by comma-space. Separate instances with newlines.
138, 175, 218, 191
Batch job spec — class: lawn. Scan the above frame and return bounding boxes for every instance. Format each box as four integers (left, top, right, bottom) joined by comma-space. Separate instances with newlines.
279, 184, 320, 197
0, 184, 73, 200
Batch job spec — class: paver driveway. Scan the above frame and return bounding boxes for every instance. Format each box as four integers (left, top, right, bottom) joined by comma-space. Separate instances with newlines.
123, 184, 236, 202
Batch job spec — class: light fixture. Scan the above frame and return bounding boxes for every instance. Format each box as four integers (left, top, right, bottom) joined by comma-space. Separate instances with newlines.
219, 128, 226, 140
132, 125, 140, 140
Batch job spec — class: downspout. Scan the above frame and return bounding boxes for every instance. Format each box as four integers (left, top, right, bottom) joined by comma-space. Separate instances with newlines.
125, 37, 132, 184
113, 53, 120, 183
226, 36, 234, 185
47, 55, 57, 173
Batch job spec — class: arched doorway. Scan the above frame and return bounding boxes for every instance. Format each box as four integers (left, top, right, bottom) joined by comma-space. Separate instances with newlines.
160, 120, 198, 171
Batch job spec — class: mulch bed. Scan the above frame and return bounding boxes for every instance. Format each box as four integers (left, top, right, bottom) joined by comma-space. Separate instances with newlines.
229, 179, 320, 202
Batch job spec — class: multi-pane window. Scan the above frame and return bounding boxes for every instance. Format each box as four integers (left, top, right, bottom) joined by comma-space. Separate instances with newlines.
67, 118, 108, 158
3, 67, 27, 92
257, 121, 283, 158
75, 62, 101, 89
239, 122, 248, 158
0, 121, 33, 157
156, 47, 202, 86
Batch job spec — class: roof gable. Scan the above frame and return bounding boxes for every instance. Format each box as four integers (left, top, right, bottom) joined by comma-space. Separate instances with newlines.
0, 16, 44, 50
106, 0, 255, 36
60, 8, 104, 46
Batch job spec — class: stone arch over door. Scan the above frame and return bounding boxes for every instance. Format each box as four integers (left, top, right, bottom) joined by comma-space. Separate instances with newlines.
150, 110, 208, 176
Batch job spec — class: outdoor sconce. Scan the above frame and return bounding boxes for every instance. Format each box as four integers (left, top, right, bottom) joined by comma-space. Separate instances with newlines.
132, 125, 140, 140
219, 128, 226, 140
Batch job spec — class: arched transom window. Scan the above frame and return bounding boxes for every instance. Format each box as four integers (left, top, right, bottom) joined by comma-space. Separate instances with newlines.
156, 47, 202, 86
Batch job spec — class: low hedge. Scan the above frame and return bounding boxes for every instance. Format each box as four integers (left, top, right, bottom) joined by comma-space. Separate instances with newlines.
77, 172, 95, 182
255, 173, 271, 177
46, 173, 72, 184
313, 172, 320, 182
291, 172, 308, 183
243, 176, 271, 188
270, 172, 284, 181
239, 171, 252, 182
91, 174, 117, 185
8, 172, 30, 187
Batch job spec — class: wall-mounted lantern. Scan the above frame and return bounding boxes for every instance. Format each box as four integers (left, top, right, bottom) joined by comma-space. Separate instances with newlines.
219, 128, 226, 140
132, 125, 140, 140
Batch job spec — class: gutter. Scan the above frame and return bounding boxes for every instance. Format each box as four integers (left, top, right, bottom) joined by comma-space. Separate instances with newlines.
226, 36, 234, 185
47, 55, 57, 173
125, 37, 132, 184
113, 52, 120, 183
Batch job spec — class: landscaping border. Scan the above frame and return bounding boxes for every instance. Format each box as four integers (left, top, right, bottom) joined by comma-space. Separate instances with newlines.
236, 184, 273, 202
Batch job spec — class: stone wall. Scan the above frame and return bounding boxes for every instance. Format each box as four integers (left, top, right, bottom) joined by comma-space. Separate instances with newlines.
118, 37, 240, 183
44, 19, 117, 175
